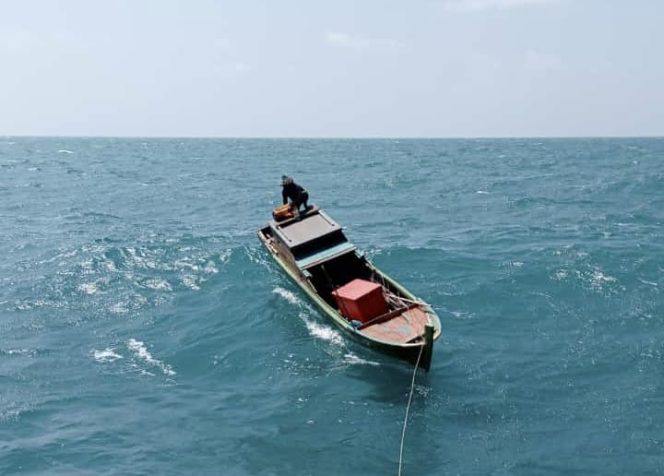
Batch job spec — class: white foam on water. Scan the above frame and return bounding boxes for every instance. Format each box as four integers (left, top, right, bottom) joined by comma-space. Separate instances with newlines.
109, 302, 129, 314
591, 269, 616, 288
1, 403, 27, 422
175, 259, 199, 272
553, 269, 568, 280
304, 318, 344, 347
344, 353, 379, 366
93, 348, 123, 362
181, 274, 200, 290
127, 338, 176, 376
203, 261, 218, 274
57, 149, 74, 154
104, 259, 117, 272
78, 282, 98, 295
273, 287, 346, 348
143, 278, 172, 291
451, 309, 475, 320
5, 348, 35, 356
638, 278, 658, 287
246, 248, 272, 268
128, 247, 162, 270
273, 286, 302, 306
218, 249, 232, 263
476, 190, 489, 194
79, 258, 95, 274
15, 299, 51, 311
415, 384, 431, 398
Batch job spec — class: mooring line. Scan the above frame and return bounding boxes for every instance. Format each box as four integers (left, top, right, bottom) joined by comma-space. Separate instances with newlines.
398, 343, 424, 476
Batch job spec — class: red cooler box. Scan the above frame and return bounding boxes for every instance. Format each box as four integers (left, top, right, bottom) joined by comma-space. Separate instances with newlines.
331, 279, 389, 323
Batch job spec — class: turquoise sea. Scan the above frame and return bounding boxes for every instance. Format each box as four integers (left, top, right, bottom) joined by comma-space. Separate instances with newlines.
1, 137, 663, 475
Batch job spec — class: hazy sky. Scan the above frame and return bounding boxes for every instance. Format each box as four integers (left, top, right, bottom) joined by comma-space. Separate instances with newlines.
1, 0, 663, 137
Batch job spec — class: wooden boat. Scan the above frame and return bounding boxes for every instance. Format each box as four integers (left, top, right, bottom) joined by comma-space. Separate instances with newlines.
257, 206, 442, 370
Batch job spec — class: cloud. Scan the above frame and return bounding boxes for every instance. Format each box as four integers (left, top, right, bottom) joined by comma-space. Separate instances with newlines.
525, 49, 563, 71
212, 38, 232, 52
325, 32, 404, 51
213, 61, 251, 79
0, 26, 45, 56
210, 37, 250, 78
444, 0, 555, 12
232, 62, 250, 74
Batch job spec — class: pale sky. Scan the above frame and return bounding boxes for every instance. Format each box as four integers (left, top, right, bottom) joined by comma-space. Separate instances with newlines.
1, 0, 663, 137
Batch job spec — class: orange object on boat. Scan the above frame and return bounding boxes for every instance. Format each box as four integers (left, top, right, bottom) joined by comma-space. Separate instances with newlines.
272, 204, 294, 222
331, 279, 389, 323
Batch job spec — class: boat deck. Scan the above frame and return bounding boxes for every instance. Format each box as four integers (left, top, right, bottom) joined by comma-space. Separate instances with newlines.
359, 306, 429, 343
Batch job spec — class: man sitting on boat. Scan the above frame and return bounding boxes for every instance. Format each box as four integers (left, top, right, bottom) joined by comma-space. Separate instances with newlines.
281, 175, 311, 217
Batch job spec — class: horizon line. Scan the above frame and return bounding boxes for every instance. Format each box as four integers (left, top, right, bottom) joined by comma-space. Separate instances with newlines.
2, 134, 664, 140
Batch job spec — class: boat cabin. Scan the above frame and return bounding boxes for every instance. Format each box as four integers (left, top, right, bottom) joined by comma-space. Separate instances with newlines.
270, 210, 353, 265
267, 209, 378, 306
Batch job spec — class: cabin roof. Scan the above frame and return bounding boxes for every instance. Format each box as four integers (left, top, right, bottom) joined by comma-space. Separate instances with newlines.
296, 241, 356, 269
272, 210, 342, 249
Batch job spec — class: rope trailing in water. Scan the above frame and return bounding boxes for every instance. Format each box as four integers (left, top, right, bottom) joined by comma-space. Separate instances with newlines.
398, 342, 424, 476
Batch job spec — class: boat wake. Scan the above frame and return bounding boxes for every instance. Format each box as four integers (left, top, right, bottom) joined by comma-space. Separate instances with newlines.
272, 286, 380, 367
272, 286, 302, 306
343, 353, 379, 366
273, 287, 344, 344
304, 320, 344, 347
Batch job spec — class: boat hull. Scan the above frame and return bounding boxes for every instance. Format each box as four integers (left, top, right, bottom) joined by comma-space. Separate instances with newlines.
257, 227, 441, 370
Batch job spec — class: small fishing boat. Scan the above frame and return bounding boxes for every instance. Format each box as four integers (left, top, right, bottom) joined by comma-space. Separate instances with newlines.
257, 206, 442, 370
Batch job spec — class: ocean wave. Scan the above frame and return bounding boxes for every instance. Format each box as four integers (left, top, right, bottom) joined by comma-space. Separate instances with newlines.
127, 338, 176, 376
141, 278, 172, 291
590, 269, 617, 289
3, 138, 664, 474
181, 274, 201, 290
638, 278, 658, 287
93, 348, 123, 362
1, 348, 38, 357
19, 241, 234, 320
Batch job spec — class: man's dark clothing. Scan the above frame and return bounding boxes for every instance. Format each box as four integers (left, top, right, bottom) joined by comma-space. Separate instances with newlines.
282, 182, 309, 210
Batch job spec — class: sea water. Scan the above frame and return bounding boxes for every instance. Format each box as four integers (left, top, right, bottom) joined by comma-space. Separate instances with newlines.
1, 137, 663, 475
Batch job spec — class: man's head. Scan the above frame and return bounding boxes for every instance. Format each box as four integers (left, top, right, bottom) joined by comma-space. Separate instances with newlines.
282, 175, 293, 186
